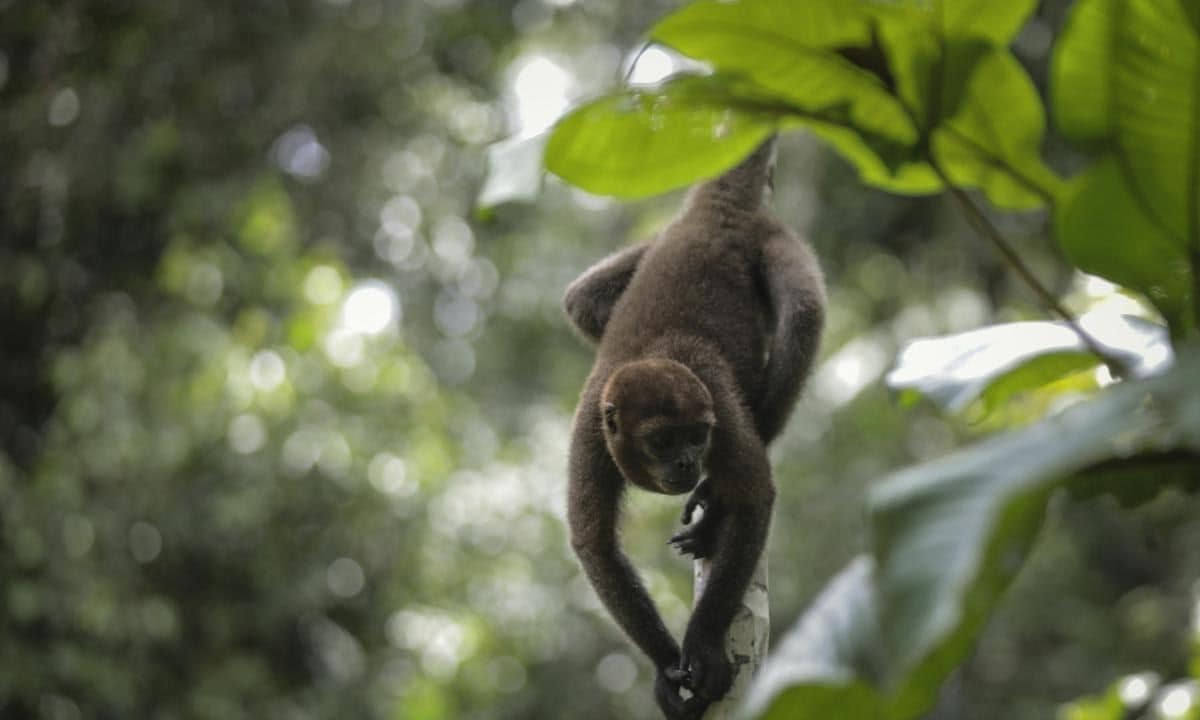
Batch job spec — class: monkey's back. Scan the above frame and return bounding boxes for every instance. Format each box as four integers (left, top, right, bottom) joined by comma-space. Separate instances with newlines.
596, 199, 779, 402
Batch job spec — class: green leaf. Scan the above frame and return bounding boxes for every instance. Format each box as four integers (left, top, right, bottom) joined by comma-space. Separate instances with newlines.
750, 345, 1200, 720
476, 132, 549, 209
544, 76, 777, 198
864, 0, 1038, 45
805, 123, 941, 194
870, 19, 1060, 208
885, 315, 1171, 414
1056, 156, 1195, 332
654, 0, 871, 51
1051, 0, 1120, 142
931, 44, 1063, 209
941, 0, 1039, 45
650, 0, 918, 146
870, 342, 1200, 717
1110, 0, 1200, 246
743, 557, 886, 720
1053, 0, 1200, 249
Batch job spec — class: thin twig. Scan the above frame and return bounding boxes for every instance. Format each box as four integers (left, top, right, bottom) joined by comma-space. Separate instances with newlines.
933, 164, 1133, 379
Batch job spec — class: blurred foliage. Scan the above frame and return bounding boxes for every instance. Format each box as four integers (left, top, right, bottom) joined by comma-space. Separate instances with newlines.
3, 2, 1199, 720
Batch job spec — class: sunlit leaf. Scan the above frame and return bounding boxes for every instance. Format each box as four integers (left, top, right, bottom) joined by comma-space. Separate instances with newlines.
650, 0, 918, 145
1051, 0, 1200, 337
1108, 0, 1200, 245
940, 0, 1039, 45
932, 44, 1063, 209
1056, 157, 1195, 333
805, 123, 941, 194
544, 75, 778, 198
864, 0, 1040, 46
477, 132, 549, 209
1051, 0, 1119, 142
743, 557, 886, 720
886, 314, 1172, 414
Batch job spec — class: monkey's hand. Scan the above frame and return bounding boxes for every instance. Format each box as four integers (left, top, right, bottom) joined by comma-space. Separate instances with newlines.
680, 636, 734, 705
669, 481, 718, 559
655, 664, 710, 720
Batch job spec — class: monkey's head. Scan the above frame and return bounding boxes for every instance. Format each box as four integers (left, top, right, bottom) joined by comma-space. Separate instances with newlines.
600, 359, 715, 495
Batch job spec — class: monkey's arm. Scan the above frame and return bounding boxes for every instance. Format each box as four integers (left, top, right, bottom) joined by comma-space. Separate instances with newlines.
563, 243, 648, 343
755, 233, 826, 443
679, 395, 774, 703
568, 406, 706, 719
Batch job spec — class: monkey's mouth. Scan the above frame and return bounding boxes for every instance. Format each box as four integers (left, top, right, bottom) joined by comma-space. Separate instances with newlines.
659, 467, 702, 495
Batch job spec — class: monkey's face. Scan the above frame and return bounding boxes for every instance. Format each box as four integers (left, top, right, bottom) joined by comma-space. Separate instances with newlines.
634, 422, 712, 495
601, 358, 716, 495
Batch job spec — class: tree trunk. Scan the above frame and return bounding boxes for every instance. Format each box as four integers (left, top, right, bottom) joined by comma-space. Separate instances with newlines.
693, 555, 769, 718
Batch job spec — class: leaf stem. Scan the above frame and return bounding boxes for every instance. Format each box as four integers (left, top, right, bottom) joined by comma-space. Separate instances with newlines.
932, 162, 1133, 379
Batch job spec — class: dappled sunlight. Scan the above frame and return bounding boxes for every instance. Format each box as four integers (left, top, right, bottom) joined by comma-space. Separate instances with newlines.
342, 281, 400, 335
510, 54, 572, 135
812, 333, 891, 408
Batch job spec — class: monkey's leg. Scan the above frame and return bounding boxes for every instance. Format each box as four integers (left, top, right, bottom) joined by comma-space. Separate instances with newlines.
567, 405, 707, 719
563, 242, 648, 342
754, 231, 826, 443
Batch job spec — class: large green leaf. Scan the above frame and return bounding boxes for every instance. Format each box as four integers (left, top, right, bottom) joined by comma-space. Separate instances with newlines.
1051, 0, 1120, 142
650, 0, 918, 146
1052, 0, 1200, 336
864, 0, 1040, 46
940, 0, 1039, 45
544, 75, 777, 198
870, 343, 1200, 717
804, 123, 942, 194
1109, 0, 1200, 245
870, 13, 1061, 208
1056, 156, 1195, 333
747, 343, 1200, 720
932, 44, 1063, 209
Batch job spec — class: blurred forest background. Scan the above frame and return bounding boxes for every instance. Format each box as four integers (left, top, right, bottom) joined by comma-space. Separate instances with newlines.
2, 1, 1198, 719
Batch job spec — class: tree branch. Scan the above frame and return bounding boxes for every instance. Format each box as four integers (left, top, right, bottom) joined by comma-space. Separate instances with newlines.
931, 163, 1134, 379
694, 554, 769, 719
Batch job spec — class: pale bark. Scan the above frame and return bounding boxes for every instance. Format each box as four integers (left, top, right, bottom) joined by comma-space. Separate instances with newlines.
693, 554, 769, 719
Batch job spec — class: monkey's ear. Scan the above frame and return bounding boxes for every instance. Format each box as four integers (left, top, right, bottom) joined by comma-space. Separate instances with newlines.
603, 402, 619, 434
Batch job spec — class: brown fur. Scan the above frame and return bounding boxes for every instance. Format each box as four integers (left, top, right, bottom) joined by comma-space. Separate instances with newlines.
564, 138, 825, 719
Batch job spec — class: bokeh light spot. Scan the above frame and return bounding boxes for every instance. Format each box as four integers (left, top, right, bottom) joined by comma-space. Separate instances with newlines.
327, 557, 366, 599
342, 280, 399, 335
511, 55, 570, 134
48, 88, 80, 126
368, 453, 417, 497
129, 522, 163, 564
228, 413, 267, 454
595, 652, 638, 693
304, 265, 343, 305
249, 350, 286, 391
627, 46, 676, 85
